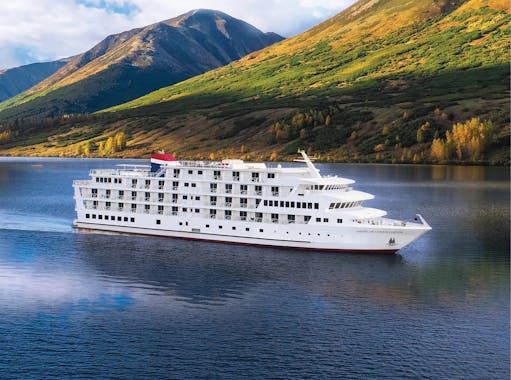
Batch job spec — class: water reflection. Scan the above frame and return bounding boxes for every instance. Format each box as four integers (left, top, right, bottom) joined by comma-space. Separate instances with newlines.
74, 230, 508, 311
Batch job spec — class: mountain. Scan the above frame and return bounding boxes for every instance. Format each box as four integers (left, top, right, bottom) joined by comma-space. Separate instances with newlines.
0, 0, 509, 164
0, 60, 68, 102
0, 9, 283, 119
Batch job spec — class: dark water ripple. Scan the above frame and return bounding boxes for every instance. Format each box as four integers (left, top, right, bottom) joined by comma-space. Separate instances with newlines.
0, 158, 508, 379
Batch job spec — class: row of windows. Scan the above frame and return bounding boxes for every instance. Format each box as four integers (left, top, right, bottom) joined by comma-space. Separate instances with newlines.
96, 177, 122, 184
329, 201, 362, 209
85, 213, 135, 222
305, 184, 346, 191
263, 200, 319, 209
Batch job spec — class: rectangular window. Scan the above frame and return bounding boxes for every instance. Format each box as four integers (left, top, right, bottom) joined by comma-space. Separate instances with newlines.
191, 183, 196, 188
130, 217, 135, 222
259, 229, 264, 233
337, 219, 343, 224
156, 219, 161, 225
99, 215, 103, 220
285, 202, 290, 208
280, 201, 284, 207
323, 218, 329, 223
267, 173, 275, 179
188, 170, 193, 174
316, 218, 321, 222
198, 170, 203, 175
264, 200, 268, 206
124, 217, 128, 222
183, 195, 188, 200
86, 214, 90, 218
92, 214, 96, 219
184, 183, 189, 187
117, 216, 122, 221
314, 203, 319, 209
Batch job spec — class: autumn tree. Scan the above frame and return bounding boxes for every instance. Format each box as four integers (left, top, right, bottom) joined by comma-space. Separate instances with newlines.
0, 129, 12, 143
114, 132, 127, 151
429, 118, 494, 161
430, 138, 446, 161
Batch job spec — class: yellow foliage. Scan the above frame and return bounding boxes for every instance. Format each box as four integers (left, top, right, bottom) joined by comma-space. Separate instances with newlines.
374, 143, 385, 152
270, 151, 278, 161
0, 129, 12, 143
430, 118, 493, 161
430, 138, 446, 161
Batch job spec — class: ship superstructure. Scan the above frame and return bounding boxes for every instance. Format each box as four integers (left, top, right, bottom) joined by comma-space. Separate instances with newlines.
73, 151, 430, 253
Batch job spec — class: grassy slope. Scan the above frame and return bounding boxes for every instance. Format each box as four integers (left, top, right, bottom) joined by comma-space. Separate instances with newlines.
1, 0, 509, 163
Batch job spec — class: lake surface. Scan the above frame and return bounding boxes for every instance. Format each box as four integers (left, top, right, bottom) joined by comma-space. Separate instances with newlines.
0, 157, 508, 379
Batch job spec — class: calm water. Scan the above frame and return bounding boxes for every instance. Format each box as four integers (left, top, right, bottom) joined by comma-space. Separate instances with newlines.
0, 157, 508, 379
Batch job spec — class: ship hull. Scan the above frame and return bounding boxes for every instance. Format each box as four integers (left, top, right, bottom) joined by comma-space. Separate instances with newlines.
73, 217, 428, 253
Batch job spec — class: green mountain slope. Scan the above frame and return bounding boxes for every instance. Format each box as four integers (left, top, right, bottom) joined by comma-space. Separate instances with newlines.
0, 0, 509, 164
0, 9, 282, 120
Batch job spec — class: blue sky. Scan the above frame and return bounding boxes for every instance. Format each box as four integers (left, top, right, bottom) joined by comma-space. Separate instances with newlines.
0, 0, 356, 70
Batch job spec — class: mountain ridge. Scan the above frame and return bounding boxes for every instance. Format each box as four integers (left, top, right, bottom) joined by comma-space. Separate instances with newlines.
0, 59, 69, 102
0, 9, 283, 119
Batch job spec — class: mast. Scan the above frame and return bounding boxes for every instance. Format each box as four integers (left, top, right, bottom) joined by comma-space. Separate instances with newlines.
298, 150, 321, 178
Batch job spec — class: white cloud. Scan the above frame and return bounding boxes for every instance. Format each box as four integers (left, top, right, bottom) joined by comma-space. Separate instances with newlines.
0, 0, 356, 70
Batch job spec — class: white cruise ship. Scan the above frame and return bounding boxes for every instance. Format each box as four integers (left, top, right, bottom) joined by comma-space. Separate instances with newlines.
73, 151, 431, 253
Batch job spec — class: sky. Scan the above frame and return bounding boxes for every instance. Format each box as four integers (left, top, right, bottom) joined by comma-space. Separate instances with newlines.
0, 0, 357, 71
